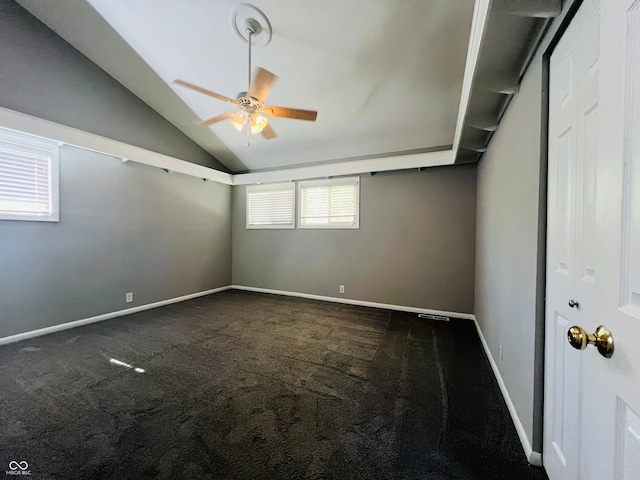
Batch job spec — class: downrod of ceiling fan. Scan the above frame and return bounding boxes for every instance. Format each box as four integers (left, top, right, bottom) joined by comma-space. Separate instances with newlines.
231, 4, 272, 93
247, 28, 253, 93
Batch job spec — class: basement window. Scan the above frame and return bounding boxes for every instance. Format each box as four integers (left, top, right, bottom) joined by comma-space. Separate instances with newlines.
246, 182, 295, 229
0, 129, 59, 222
298, 177, 360, 229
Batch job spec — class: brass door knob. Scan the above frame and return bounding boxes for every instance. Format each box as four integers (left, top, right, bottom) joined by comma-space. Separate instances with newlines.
567, 325, 614, 358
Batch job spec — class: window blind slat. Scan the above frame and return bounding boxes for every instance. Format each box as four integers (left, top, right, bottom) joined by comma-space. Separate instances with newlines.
0, 191, 50, 202
0, 174, 51, 187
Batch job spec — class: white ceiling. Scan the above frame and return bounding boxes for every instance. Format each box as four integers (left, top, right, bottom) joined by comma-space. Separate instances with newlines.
16, 0, 476, 174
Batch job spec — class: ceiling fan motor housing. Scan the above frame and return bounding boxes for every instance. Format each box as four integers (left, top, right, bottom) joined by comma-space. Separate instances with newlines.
235, 93, 263, 114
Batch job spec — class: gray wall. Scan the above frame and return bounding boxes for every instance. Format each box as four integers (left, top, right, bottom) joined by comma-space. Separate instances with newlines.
475, 56, 542, 445
233, 166, 477, 314
0, 0, 232, 338
0, 146, 232, 338
474, 2, 575, 455
0, 0, 229, 172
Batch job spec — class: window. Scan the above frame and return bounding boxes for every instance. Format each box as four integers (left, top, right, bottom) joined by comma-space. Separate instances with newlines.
298, 177, 359, 229
0, 129, 59, 222
246, 182, 295, 229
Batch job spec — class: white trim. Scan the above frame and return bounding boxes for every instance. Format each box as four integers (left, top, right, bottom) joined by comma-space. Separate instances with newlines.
232, 150, 455, 185
0, 107, 458, 185
452, 0, 491, 155
0, 107, 233, 185
529, 451, 543, 467
230, 285, 475, 320
472, 316, 543, 467
1, 282, 541, 467
0, 286, 232, 346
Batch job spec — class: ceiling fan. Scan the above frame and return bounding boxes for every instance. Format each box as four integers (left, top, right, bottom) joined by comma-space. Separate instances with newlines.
173, 4, 317, 142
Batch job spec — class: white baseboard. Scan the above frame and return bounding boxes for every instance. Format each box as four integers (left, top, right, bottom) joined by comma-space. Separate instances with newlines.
528, 451, 543, 467
230, 285, 475, 320
0, 283, 541, 467
0, 285, 232, 346
231, 285, 541, 465
472, 316, 543, 467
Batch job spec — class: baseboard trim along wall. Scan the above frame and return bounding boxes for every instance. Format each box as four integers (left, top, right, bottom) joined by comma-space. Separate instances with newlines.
0, 284, 473, 347
230, 285, 476, 320
1, 283, 538, 466
472, 317, 543, 467
246, 282, 543, 467
0, 286, 232, 346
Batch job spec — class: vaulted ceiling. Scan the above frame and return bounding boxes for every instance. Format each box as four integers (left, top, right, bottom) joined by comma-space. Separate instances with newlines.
16, 0, 561, 178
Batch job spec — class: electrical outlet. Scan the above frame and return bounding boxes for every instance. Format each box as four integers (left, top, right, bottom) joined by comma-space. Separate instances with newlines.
126, 292, 133, 303
499, 345, 504, 365
339, 285, 345, 294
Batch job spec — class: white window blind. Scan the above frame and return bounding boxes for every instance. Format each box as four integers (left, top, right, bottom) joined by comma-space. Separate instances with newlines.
246, 182, 295, 229
0, 129, 59, 222
298, 177, 359, 229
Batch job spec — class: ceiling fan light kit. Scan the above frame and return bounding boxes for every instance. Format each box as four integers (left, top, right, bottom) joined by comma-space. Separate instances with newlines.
249, 114, 269, 134
231, 111, 269, 134
173, 3, 317, 144
231, 111, 249, 132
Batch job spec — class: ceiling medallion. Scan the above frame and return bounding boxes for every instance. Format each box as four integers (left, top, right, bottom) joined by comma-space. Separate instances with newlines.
230, 4, 272, 47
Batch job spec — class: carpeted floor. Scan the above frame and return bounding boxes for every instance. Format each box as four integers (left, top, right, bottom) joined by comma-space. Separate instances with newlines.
0, 290, 548, 479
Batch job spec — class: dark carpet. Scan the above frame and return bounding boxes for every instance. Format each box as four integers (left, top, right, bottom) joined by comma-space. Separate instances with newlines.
0, 290, 548, 479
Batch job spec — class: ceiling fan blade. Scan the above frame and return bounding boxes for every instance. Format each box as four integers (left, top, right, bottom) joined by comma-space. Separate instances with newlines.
262, 106, 318, 122
261, 124, 277, 140
248, 68, 277, 102
199, 111, 235, 127
173, 79, 234, 104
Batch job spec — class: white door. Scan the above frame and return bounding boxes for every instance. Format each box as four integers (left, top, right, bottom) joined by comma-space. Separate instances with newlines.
580, 0, 640, 478
545, 0, 600, 477
545, 0, 640, 479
